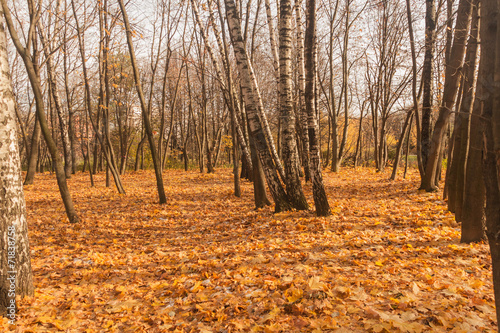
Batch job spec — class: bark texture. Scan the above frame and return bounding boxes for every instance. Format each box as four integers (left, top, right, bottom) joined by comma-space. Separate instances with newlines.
483, 1, 500, 329
421, 0, 437, 169
305, 0, 331, 216
0, 9, 34, 316
421, 0, 473, 191
225, 0, 291, 212
279, 0, 308, 210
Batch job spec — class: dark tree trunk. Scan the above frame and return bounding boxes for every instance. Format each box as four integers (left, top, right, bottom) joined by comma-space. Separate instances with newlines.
24, 116, 40, 185
118, 0, 167, 204
447, 3, 479, 219
2, 0, 79, 223
249, 133, 272, 209
421, 0, 437, 169
421, 0, 473, 191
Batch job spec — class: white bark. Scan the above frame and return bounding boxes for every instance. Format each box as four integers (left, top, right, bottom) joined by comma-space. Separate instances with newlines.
0, 8, 34, 314
225, 0, 291, 212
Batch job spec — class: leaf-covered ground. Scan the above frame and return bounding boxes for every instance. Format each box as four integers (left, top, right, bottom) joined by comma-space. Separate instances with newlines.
2, 168, 496, 332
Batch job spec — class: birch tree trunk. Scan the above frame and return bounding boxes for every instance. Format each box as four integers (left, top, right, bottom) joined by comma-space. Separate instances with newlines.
305, 0, 331, 216
225, 0, 291, 212
295, 0, 311, 181
192, 0, 253, 173
280, 0, 309, 210
0, 8, 34, 316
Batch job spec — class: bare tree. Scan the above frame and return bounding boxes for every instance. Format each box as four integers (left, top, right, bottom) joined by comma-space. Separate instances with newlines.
305, 0, 331, 216
2, 0, 79, 223
117, 0, 167, 204
421, 0, 473, 191
224, 0, 291, 212
279, 0, 309, 210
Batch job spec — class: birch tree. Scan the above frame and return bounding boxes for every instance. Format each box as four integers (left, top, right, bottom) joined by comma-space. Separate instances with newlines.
0, 5, 34, 315
305, 0, 331, 216
224, 0, 291, 212
279, 0, 308, 210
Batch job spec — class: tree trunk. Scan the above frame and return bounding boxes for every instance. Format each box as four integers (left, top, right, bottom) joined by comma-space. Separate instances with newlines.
294, 0, 311, 181
249, 130, 272, 208
24, 116, 40, 185
225, 0, 291, 212
447, 2, 479, 219
460, 0, 486, 243
490, 1, 500, 330
37, 0, 72, 179
305, 0, 331, 216
390, 110, 413, 180
484, 1, 500, 329
0, 10, 34, 316
279, 0, 308, 210
2, 0, 79, 224
421, 0, 437, 169
421, 0, 473, 191
118, 0, 167, 204
63, 3, 76, 175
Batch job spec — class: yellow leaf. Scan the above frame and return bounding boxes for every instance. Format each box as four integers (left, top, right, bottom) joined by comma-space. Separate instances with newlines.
308, 276, 325, 291
285, 287, 303, 303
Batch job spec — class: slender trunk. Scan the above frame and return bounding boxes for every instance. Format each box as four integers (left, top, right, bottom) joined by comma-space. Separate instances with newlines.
135, 134, 146, 172
421, 0, 437, 169
421, 0, 473, 191
280, 0, 308, 210
447, 2, 479, 219
295, 0, 311, 181
118, 0, 167, 204
337, 0, 351, 168
390, 110, 413, 180
63, 3, 76, 174
225, 0, 291, 212
354, 101, 365, 168
305, 0, 330, 216
24, 116, 40, 185
37, 0, 71, 179
2, 0, 79, 223
403, 115, 413, 178
405, 0, 423, 177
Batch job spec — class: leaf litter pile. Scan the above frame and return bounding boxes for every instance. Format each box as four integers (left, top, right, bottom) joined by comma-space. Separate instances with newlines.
2, 168, 496, 332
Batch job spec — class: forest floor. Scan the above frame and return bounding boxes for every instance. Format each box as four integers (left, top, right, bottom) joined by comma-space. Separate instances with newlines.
2, 167, 496, 332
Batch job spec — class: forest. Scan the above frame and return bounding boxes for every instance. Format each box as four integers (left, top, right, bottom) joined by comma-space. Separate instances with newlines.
0, 0, 500, 331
